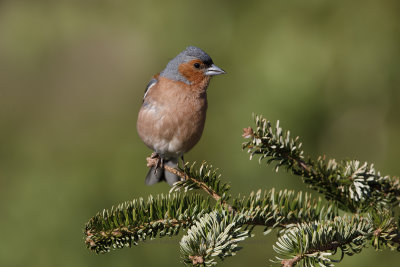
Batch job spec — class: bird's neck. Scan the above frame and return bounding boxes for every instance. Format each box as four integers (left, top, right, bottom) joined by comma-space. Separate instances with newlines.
190, 76, 211, 95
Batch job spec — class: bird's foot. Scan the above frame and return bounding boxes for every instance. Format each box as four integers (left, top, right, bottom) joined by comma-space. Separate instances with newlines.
146, 153, 164, 174
147, 153, 160, 166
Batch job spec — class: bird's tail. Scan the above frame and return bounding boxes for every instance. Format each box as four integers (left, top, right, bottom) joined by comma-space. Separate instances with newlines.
145, 158, 181, 186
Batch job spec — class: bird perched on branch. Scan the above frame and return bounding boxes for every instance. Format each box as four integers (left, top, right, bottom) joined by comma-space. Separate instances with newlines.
137, 46, 225, 186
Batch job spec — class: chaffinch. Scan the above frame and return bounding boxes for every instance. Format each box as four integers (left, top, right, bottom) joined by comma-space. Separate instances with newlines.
137, 46, 225, 186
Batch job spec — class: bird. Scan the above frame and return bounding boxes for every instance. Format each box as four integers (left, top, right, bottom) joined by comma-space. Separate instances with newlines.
137, 46, 225, 186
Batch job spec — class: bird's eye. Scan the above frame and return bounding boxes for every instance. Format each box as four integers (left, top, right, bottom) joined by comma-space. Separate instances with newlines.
193, 63, 201, 69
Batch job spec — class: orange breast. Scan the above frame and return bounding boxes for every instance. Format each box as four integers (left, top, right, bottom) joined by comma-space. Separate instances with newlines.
137, 77, 208, 157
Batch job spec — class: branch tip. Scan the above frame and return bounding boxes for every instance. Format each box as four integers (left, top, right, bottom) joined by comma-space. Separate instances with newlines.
189, 255, 204, 264
242, 127, 254, 138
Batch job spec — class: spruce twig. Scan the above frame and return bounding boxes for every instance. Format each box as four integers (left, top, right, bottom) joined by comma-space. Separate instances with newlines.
83, 114, 400, 266
242, 115, 400, 212
180, 211, 250, 266
147, 157, 229, 204
85, 193, 212, 253
275, 209, 399, 267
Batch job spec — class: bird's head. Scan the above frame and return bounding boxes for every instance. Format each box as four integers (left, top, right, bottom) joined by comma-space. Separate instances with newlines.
160, 46, 225, 85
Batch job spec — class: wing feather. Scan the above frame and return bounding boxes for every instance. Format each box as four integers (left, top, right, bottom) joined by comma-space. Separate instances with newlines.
143, 73, 159, 100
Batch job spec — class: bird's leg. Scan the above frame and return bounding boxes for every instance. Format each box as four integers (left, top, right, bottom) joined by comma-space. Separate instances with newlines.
149, 152, 164, 174
157, 157, 164, 169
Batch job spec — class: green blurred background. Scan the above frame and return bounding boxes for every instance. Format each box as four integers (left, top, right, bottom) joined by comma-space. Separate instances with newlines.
1, 0, 399, 266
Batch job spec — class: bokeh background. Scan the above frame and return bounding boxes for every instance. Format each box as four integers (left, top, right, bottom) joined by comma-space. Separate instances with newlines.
1, 0, 400, 266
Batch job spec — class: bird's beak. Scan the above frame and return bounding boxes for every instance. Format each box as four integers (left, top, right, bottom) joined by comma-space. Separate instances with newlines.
204, 64, 226, 76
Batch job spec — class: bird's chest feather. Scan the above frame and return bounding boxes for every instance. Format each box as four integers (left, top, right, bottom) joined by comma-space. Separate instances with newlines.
137, 78, 209, 155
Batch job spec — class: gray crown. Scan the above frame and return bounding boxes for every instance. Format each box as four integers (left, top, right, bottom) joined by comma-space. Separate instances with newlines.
160, 46, 213, 84
181, 46, 213, 65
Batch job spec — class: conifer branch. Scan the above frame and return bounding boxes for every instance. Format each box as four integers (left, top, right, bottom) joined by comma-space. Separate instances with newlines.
180, 211, 250, 266
84, 114, 400, 266
232, 189, 337, 233
169, 162, 231, 203
147, 158, 229, 203
178, 189, 337, 266
275, 215, 372, 267
274, 209, 399, 267
242, 115, 400, 212
85, 193, 212, 253
84, 184, 336, 259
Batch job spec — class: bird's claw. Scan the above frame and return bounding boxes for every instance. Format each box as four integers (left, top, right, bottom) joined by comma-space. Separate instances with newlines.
146, 153, 164, 174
